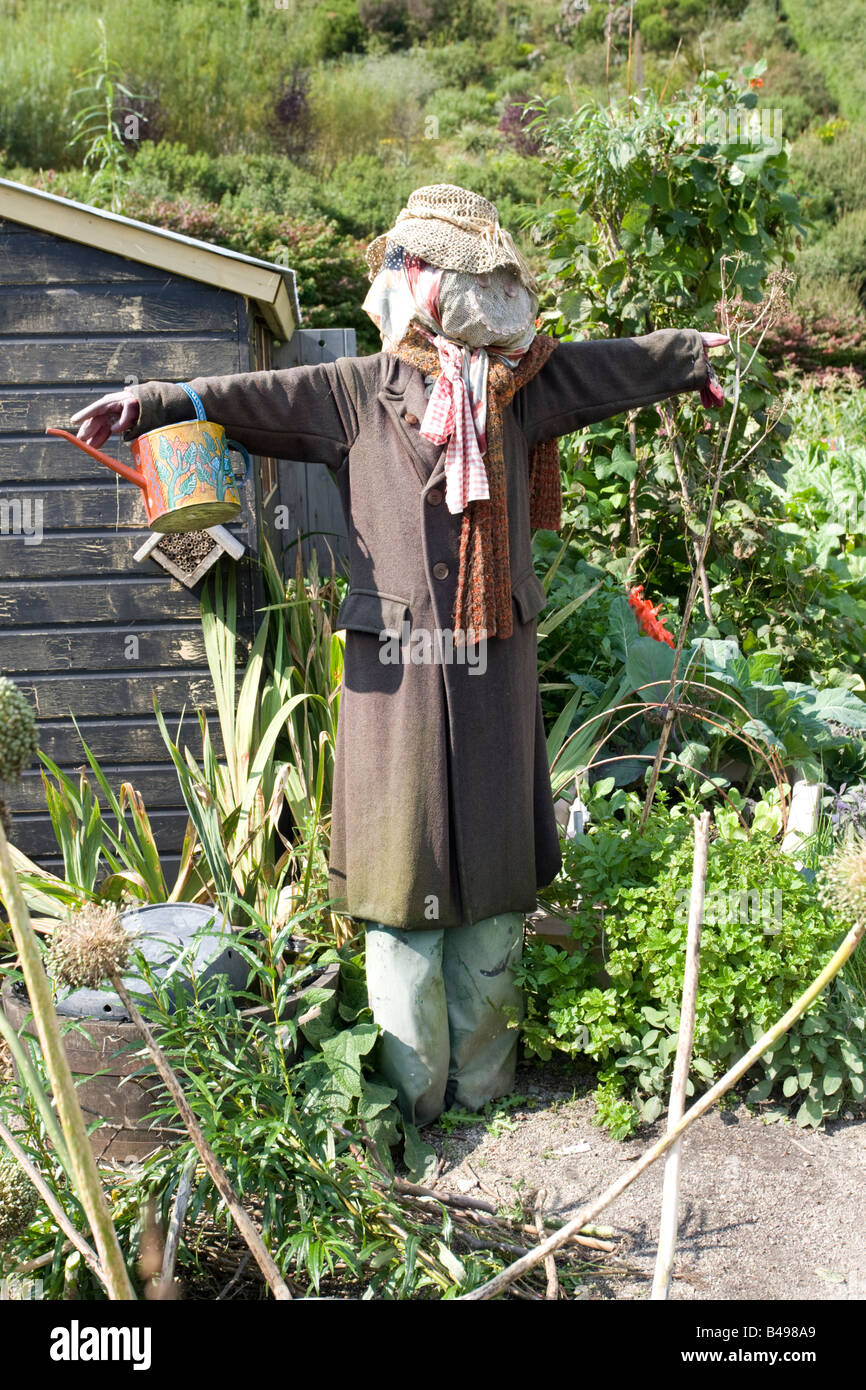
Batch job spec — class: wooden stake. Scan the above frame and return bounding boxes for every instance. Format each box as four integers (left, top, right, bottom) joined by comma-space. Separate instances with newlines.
650, 811, 710, 1300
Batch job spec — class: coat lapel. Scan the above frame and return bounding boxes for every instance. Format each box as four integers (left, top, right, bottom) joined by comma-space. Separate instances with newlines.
377, 355, 445, 487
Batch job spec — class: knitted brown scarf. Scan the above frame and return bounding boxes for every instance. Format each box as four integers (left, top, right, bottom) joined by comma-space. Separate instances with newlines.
393, 327, 561, 641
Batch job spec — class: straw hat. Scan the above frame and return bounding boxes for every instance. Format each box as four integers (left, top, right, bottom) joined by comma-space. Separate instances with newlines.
366, 183, 538, 292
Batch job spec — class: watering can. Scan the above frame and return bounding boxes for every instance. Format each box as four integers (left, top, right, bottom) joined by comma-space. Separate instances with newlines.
46, 384, 252, 534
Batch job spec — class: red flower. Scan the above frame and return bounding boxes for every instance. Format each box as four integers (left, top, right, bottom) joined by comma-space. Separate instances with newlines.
749, 77, 764, 89
627, 584, 675, 647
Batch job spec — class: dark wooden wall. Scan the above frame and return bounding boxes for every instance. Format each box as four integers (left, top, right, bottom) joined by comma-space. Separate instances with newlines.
264, 328, 354, 577
0, 217, 260, 876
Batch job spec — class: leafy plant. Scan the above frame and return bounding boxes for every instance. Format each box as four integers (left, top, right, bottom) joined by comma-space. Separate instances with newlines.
519, 792, 866, 1132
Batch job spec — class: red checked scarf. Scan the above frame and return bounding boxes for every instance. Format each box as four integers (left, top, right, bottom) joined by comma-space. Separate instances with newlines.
394, 324, 561, 641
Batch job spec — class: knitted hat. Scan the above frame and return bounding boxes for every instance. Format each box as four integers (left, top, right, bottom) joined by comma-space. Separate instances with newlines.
366, 183, 538, 293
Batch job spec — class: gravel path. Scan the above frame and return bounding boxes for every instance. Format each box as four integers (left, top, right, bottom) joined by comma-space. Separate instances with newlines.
424, 1063, 866, 1301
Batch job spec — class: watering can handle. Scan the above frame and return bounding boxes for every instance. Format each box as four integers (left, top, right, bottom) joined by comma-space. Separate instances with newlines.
227, 440, 251, 483
44, 428, 147, 490
177, 383, 207, 421
178, 383, 250, 481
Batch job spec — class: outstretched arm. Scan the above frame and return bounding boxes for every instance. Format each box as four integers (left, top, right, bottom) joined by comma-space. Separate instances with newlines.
515, 328, 726, 446
70, 361, 360, 471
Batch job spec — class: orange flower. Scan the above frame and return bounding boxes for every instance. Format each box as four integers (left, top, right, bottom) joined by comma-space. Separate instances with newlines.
749, 77, 764, 89
627, 584, 675, 647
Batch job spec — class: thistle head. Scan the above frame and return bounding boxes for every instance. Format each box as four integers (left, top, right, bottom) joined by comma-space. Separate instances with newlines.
47, 902, 132, 991
0, 1150, 38, 1252
819, 830, 866, 928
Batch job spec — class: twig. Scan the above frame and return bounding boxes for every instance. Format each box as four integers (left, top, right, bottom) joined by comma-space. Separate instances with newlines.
110, 975, 291, 1301
459, 911, 865, 1299
0, 1119, 102, 1283
534, 1189, 559, 1300
156, 1154, 197, 1300
650, 810, 710, 1300
215, 1251, 251, 1301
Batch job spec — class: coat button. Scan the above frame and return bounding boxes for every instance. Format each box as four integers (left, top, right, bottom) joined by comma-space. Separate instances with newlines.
404, 412, 419, 426
432, 562, 449, 580
426, 487, 443, 506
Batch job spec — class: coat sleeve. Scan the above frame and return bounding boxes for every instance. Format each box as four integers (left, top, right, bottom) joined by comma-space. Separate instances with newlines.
124, 360, 359, 471
514, 328, 709, 446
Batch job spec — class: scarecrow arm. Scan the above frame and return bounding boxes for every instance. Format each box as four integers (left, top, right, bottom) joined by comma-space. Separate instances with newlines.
124, 362, 358, 470
515, 328, 710, 446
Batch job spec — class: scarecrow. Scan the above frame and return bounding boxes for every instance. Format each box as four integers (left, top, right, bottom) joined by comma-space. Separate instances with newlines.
72, 184, 727, 1127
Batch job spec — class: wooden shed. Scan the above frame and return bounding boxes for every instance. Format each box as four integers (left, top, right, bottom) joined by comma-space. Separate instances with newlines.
0, 177, 352, 875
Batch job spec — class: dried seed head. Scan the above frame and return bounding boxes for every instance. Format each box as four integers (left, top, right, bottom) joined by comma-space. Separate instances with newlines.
48, 902, 132, 991
819, 830, 866, 927
0, 677, 38, 784
0, 1150, 38, 1251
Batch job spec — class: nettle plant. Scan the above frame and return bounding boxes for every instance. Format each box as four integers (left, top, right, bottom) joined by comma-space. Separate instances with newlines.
527, 68, 802, 603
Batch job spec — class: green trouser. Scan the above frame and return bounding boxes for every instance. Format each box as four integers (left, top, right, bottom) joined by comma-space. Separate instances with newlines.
364, 913, 525, 1127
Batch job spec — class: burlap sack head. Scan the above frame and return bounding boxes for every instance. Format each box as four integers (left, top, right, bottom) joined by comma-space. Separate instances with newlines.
366, 183, 538, 293
436, 266, 538, 351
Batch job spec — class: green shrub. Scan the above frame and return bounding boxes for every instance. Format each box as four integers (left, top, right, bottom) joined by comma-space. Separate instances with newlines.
790, 123, 866, 227
798, 208, 866, 302
518, 794, 866, 1133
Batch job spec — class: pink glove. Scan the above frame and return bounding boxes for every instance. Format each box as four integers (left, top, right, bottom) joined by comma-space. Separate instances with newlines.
698, 332, 728, 409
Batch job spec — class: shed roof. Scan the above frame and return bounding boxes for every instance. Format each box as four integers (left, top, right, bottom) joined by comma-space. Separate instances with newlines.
0, 176, 301, 339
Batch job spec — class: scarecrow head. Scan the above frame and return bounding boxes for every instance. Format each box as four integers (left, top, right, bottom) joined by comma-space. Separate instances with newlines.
363, 183, 539, 354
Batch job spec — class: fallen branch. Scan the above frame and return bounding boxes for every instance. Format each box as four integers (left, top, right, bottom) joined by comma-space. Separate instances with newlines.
535, 1189, 559, 1300
459, 911, 865, 1300
651, 810, 710, 1300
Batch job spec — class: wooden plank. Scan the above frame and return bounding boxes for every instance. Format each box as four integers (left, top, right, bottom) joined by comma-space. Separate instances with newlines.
0, 281, 235, 335
15, 671, 215, 718
13, 766, 190, 812
12, 853, 187, 882
0, 438, 138, 485
1, 532, 159, 579
0, 484, 151, 529
34, 716, 224, 764
0, 336, 242, 385
7, 808, 192, 857
0, 227, 177, 284
0, 578, 204, 626
0, 624, 208, 672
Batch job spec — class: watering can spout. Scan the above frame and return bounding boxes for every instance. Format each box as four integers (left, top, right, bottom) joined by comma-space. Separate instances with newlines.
45, 427, 147, 489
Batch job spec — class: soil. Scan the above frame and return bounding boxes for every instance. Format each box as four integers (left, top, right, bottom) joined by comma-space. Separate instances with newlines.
422, 1061, 866, 1301
156, 531, 217, 574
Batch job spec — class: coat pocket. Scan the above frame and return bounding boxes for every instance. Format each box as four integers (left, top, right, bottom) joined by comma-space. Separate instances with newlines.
511, 568, 547, 624
336, 588, 411, 635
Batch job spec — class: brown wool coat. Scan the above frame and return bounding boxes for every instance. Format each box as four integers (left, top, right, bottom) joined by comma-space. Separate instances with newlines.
127, 329, 708, 930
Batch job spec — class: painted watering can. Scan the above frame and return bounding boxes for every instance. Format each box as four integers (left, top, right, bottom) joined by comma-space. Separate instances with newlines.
46, 384, 251, 533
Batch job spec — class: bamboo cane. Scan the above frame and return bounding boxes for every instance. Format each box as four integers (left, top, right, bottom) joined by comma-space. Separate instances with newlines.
0, 822, 134, 1300
459, 911, 865, 1300
650, 810, 710, 1300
